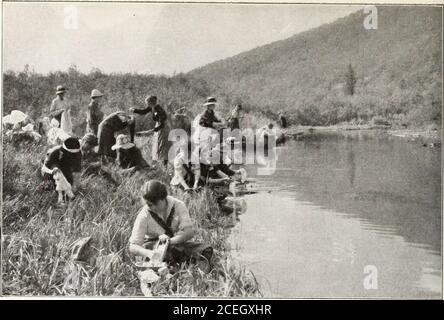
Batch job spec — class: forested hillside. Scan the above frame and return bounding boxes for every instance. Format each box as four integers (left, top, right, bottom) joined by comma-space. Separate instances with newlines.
189, 6, 442, 127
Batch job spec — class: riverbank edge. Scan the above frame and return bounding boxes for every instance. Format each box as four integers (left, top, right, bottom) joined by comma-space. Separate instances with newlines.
281, 124, 442, 146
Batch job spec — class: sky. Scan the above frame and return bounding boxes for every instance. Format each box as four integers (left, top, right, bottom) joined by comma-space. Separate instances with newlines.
3, 3, 362, 75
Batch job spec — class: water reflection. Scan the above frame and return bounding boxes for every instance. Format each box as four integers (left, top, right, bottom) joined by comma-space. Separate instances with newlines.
232, 130, 441, 298
252, 130, 441, 253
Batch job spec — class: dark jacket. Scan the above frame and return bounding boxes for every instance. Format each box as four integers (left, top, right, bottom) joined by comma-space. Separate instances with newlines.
133, 105, 168, 132
116, 146, 149, 170
199, 109, 221, 129
43, 146, 82, 184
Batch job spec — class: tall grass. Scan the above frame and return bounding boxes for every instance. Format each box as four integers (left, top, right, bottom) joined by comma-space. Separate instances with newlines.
2, 138, 261, 297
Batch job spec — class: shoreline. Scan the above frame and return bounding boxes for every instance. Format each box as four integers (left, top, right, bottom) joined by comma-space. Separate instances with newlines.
281, 124, 442, 146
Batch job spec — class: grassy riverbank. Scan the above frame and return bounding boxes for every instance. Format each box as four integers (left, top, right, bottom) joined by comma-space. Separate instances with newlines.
1, 138, 261, 297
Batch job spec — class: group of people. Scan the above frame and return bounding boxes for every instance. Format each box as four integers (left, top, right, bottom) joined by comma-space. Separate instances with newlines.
37, 86, 249, 271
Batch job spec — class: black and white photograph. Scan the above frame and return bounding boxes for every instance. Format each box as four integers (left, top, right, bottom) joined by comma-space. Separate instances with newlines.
1, 1, 442, 299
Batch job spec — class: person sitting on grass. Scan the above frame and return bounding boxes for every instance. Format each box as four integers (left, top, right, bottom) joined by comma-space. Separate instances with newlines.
80, 133, 118, 186
112, 134, 150, 174
129, 180, 213, 269
170, 140, 201, 191
41, 137, 82, 191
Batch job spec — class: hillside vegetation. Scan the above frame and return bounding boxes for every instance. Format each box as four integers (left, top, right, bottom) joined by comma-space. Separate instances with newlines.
3, 67, 214, 134
189, 6, 442, 128
3, 66, 274, 134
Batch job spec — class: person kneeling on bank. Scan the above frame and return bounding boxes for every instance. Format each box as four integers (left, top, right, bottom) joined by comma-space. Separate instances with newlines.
129, 180, 213, 268
41, 137, 82, 191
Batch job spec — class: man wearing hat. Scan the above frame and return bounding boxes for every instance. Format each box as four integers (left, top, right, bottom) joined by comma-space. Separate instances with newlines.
41, 137, 82, 191
86, 89, 105, 135
50, 85, 70, 128
199, 97, 224, 129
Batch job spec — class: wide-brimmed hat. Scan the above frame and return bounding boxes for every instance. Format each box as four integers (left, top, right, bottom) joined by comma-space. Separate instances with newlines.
56, 85, 67, 95
203, 97, 217, 107
91, 89, 104, 98
111, 134, 135, 150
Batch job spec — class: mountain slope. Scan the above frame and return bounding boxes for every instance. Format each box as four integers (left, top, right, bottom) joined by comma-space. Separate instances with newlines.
188, 6, 442, 126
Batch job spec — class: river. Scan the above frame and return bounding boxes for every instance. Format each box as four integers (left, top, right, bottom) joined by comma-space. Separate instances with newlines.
229, 130, 442, 298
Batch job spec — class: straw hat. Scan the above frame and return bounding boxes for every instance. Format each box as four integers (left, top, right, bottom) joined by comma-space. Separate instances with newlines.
203, 97, 217, 107
91, 89, 104, 98
56, 85, 67, 95
111, 134, 135, 150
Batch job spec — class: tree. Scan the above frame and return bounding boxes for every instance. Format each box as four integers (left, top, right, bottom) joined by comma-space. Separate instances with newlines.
345, 64, 357, 96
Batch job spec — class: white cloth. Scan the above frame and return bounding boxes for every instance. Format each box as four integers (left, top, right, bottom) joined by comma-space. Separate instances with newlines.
47, 127, 70, 146
3, 110, 27, 125
60, 110, 73, 135
170, 150, 200, 186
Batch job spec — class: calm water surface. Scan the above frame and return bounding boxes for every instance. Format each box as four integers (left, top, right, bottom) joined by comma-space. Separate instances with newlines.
229, 130, 442, 298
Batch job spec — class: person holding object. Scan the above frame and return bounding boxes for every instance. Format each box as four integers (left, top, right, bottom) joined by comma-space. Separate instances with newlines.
97, 111, 135, 163
49, 85, 70, 128
130, 95, 171, 167
41, 137, 82, 192
129, 180, 212, 267
86, 89, 105, 135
